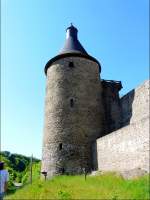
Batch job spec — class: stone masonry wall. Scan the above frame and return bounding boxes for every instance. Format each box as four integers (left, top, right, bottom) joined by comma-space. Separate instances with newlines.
121, 80, 149, 126
96, 80, 149, 172
41, 56, 105, 178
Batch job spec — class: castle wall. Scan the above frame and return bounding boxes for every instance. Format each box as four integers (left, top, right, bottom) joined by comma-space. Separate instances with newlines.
121, 80, 149, 126
96, 80, 149, 172
41, 56, 104, 178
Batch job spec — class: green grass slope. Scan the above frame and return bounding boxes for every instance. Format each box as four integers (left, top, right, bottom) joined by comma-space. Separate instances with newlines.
5, 173, 149, 200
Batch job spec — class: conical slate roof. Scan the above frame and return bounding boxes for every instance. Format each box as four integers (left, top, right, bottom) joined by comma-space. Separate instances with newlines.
59, 24, 88, 55
44, 25, 101, 75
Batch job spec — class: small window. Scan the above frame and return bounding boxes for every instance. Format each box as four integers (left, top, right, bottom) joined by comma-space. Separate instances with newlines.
61, 168, 65, 174
59, 167, 65, 174
69, 62, 74, 68
59, 143, 62, 150
70, 98, 74, 107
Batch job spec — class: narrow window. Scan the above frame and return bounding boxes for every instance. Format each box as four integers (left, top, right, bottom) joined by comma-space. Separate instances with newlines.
59, 167, 65, 174
62, 168, 65, 174
69, 62, 74, 68
70, 152, 74, 156
59, 143, 62, 150
70, 98, 74, 107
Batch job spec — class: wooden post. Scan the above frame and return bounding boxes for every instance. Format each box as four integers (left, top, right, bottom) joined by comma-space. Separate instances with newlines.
30, 154, 33, 184
84, 168, 87, 181
44, 174, 47, 181
83, 168, 87, 181
41, 171, 47, 181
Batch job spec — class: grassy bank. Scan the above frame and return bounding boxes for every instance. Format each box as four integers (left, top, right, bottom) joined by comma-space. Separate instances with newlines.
5, 173, 149, 199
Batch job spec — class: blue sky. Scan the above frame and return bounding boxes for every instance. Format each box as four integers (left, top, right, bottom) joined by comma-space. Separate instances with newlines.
1, 0, 149, 159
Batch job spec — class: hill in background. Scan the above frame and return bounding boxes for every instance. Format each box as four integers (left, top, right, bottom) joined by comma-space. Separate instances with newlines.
0, 151, 40, 192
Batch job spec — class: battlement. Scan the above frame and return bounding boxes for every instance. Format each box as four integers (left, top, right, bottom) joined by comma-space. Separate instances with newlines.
101, 79, 123, 91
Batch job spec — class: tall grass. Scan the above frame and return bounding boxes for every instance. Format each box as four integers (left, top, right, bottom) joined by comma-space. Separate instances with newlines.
5, 172, 149, 199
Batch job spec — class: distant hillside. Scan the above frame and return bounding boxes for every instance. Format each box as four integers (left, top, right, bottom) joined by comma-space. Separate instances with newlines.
0, 151, 40, 192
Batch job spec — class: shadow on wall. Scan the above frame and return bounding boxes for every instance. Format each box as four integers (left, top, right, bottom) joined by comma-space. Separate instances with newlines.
120, 89, 135, 127
101, 80, 135, 135
91, 88, 135, 171
91, 142, 98, 171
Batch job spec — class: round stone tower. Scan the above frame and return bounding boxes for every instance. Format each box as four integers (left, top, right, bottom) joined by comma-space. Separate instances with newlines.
41, 24, 104, 178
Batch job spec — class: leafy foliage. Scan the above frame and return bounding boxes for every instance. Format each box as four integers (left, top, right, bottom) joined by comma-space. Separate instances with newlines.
57, 190, 71, 199
0, 151, 40, 193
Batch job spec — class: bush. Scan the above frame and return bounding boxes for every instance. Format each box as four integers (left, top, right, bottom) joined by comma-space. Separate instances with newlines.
57, 190, 71, 199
